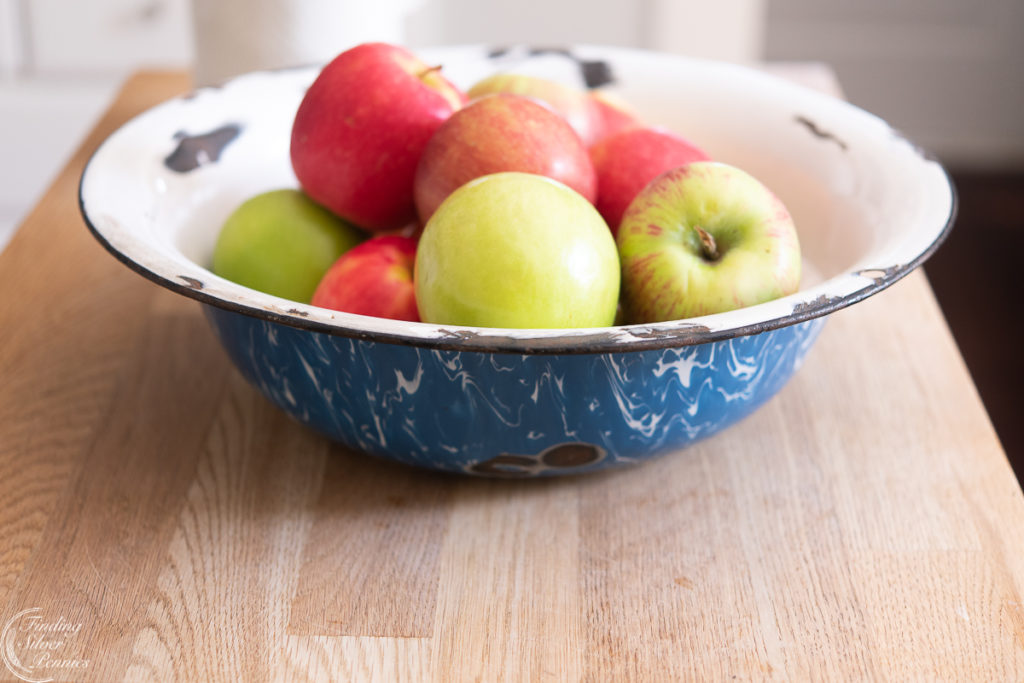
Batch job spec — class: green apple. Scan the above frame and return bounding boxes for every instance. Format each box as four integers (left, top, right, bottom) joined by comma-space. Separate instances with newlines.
212, 189, 364, 303
617, 161, 801, 322
415, 172, 619, 328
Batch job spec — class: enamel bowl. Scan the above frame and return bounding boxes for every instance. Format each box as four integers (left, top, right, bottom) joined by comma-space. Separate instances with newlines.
79, 45, 955, 477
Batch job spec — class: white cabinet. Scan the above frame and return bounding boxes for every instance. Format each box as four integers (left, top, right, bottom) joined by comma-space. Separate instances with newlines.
0, 0, 190, 247
0, 81, 116, 229
26, 0, 193, 73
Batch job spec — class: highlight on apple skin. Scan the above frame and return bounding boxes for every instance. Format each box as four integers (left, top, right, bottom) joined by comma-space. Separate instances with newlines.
413, 93, 597, 224
415, 172, 620, 329
290, 42, 466, 232
312, 235, 420, 322
617, 161, 801, 323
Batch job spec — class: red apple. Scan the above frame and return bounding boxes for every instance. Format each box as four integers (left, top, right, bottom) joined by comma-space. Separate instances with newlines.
414, 93, 597, 223
311, 235, 419, 321
589, 126, 711, 235
589, 89, 642, 141
467, 73, 603, 146
290, 42, 465, 232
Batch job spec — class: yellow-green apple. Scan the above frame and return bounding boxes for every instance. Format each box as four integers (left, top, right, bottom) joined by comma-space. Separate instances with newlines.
467, 73, 602, 145
617, 161, 801, 322
312, 235, 419, 321
414, 93, 597, 223
290, 42, 465, 232
415, 172, 619, 328
588, 88, 642, 141
590, 126, 710, 236
212, 189, 364, 303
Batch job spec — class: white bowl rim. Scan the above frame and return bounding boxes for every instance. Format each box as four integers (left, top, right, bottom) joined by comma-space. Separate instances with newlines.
78, 44, 957, 355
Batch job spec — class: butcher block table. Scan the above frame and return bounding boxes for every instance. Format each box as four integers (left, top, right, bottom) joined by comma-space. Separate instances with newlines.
2, 66, 1023, 682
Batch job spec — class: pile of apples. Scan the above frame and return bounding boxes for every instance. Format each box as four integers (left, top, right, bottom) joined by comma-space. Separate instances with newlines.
212, 42, 802, 329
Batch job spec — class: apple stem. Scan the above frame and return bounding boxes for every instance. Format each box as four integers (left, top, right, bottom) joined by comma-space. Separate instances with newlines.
694, 225, 719, 261
418, 64, 443, 80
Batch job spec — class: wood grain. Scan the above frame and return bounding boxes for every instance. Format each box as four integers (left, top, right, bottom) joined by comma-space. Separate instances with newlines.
431, 480, 582, 682
121, 371, 329, 681
7, 295, 230, 681
0, 67, 1022, 682
276, 636, 432, 683
287, 453, 452, 639
0, 73, 191, 611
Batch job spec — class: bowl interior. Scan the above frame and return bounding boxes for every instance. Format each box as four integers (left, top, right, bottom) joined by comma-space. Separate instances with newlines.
80, 45, 954, 353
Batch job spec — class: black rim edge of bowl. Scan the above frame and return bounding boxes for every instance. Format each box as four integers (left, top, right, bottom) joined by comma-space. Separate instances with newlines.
76, 69, 960, 357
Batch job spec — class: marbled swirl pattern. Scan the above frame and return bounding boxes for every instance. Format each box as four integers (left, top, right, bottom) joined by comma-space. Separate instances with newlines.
205, 306, 824, 476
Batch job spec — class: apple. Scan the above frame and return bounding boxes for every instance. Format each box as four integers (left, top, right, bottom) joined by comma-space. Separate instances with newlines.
290, 42, 466, 232
467, 73, 602, 146
212, 189, 364, 303
617, 161, 801, 322
415, 172, 619, 328
590, 126, 710, 236
589, 88, 642, 141
312, 235, 419, 321
414, 93, 597, 223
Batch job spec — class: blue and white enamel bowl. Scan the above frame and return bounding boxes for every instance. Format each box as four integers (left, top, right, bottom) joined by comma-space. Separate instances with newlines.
79, 45, 955, 477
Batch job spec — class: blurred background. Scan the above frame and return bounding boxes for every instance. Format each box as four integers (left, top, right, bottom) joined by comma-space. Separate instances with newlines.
0, 0, 1021, 470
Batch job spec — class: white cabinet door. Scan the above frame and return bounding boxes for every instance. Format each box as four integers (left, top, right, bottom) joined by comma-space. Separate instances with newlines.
27, 0, 192, 74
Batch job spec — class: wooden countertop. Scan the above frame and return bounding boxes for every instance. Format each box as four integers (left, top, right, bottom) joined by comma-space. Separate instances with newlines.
1, 68, 1022, 682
